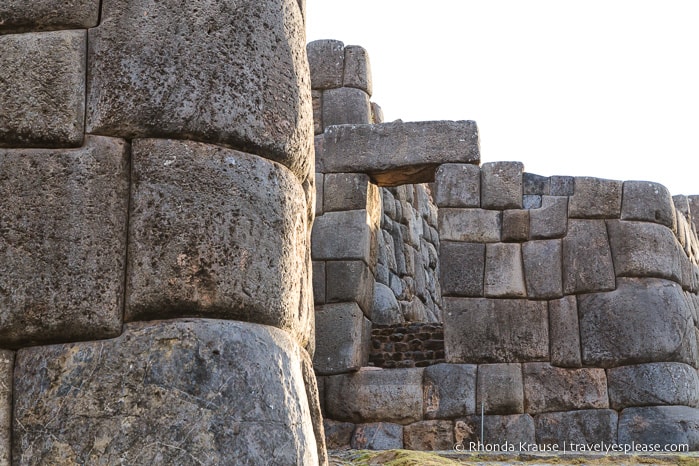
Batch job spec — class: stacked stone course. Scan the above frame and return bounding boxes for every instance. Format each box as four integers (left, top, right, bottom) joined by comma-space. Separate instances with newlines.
369, 323, 445, 369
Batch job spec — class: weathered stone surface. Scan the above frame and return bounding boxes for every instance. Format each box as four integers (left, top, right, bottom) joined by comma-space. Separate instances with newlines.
323, 172, 376, 212
568, 177, 623, 218
439, 209, 501, 243
13, 319, 318, 465
535, 410, 618, 447
0, 350, 12, 466
522, 240, 563, 299
403, 420, 454, 450
0, 0, 99, 32
87, 0, 313, 178
351, 423, 403, 450
343, 45, 372, 95
372, 282, 402, 325
322, 87, 372, 127
313, 260, 326, 304
313, 90, 323, 134
440, 242, 485, 297
618, 406, 699, 449
523, 195, 542, 209
690, 196, 699, 234
502, 209, 530, 242
301, 348, 328, 466
312, 210, 373, 262
549, 176, 575, 196
562, 219, 616, 294
457, 414, 535, 445
444, 298, 548, 363
326, 261, 374, 317
0, 30, 85, 148
548, 296, 582, 367
477, 363, 524, 414
323, 419, 355, 450
529, 196, 568, 239
523, 173, 550, 195
621, 180, 676, 229
0, 136, 128, 348
314, 303, 370, 375
316, 121, 480, 186
371, 102, 384, 124
434, 163, 481, 208
480, 162, 523, 210
424, 363, 477, 419
307, 39, 345, 90
325, 368, 424, 424
523, 363, 608, 414
484, 243, 526, 298
579, 278, 697, 367
607, 362, 699, 410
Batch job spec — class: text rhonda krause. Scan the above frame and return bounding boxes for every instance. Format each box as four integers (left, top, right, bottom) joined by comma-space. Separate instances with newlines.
454, 441, 689, 454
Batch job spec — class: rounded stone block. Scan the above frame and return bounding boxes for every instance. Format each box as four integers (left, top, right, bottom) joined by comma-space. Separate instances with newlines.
12, 319, 318, 465
618, 406, 699, 449
87, 0, 313, 178
523, 363, 608, 414
535, 409, 618, 447
126, 139, 310, 345
0, 0, 99, 32
621, 180, 676, 229
608, 362, 699, 410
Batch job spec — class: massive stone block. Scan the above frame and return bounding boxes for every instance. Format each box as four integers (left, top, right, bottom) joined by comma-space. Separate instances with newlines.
314, 303, 370, 375
0, 351, 12, 466
548, 296, 582, 367
0, 0, 99, 32
484, 243, 526, 298
403, 420, 454, 450
618, 406, 699, 449
457, 414, 535, 445
529, 196, 568, 239
562, 219, 616, 294
476, 363, 524, 414
323, 172, 378, 212
0, 136, 129, 348
351, 423, 403, 450
126, 139, 310, 343
522, 240, 563, 299
480, 161, 523, 210
13, 320, 319, 465
434, 163, 481, 208
568, 177, 623, 219
423, 363, 477, 419
312, 210, 374, 263
535, 410, 618, 447
87, 0, 313, 178
607, 362, 699, 410
343, 45, 373, 95
0, 30, 85, 148
322, 87, 372, 127
439, 208, 501, 243
325, 261, 374, 317
501, 209, 529, 242
439, 242, 485, 297
307, 39, 345, 90
522, 363, 608, 414
621, 180, 676, 229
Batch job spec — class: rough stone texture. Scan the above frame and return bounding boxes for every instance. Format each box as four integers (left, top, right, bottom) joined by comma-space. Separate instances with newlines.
434, 163, 481, 208
316, 121, 480, 186
439, 209, 501, 243
326, 261, 374, 317
477, 363, 524, 414
312, 90, 324, 135
523, 195, 542, 209
502, 209, 530, 242
621, 181, 676, 229
522, 240, 563, 299
484, 243, 526, 298
322, 87, 372, 127
618, 406, 699, 449
0, 0, 99, 32
314, 172, 324, 216
403, 421, 454, 450
323, 419, 354, 450
689, 196, 699, 234
87, 0, 313, 179
313, 261, 326, 304
372, 282, 402, 325
607, 362, 699, 410
549, 176, 575, 196
0, 30, 85, 148
578, 278, 697, 368
444, 298, 548, 363
568, 177, 623, 219
350, 423, 403, 450
523, 363, 608, 414
523, 173, 550, 195
440, 242, 485, 297
535, 410, 618, 447
343, 45, 372, 95
562, 219, 616, 294
312, 210, 373, 263
423, 364, 477, 419
480, 162, 523, 210
301, 349, 328, 466
307, 39, 345, 90
529, 196, 568, 239
548, 296, 582, 367
323, 173, 376, 212
12, 320, 318, 465
314, 303, 370, 375
324, 368, 424, 424
457, 414, 535, 445
0, 136, 129, 348
0, 350, 12, 466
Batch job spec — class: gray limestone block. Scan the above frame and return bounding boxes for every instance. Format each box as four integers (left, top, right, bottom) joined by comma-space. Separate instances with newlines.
529, 196, 568, 239
568, 177, 623, 219
424, 363, 477, 419
13, 319, 319, 465
315, 172, 324, 216
126, 139, 311, 344
324, 368, 424, 424
618, 406, 699, 450
307, 39, 345, 90
480, 161, 524, 210
323, 419, 354, 450
456, 414, 535, 445
674, 194, 691, 220
0, 136, 129, 349
372, 282, 402, 325
312, 210, 373, 263
607, 362, 699, 410
523, 363, 608, 414
439, 208, 501, 242
371, 102, 384, 124
323, 172, 375, 212
579, 278, 697, 368
444, 298, 548, 363
403, 420, 455, 451
477, 363, 524, 414
549, 176, 575, 196
607, 220, 683, 283
316, 121, 480, 186
562, 219, 616, 294
502, 209, 530, 242
313, 261, 326, 304
621, 180, 676, 229
434, 163, 481, 208
301, 349, 328, 466
87, 0, 313, 179
523, 195, 542, 209
0, 30, 85, 148
343, 45, 373, 96
439, 242, 485, 297
314, 302, 370, 375
326, 260, 375, 317
522, 240, 563, 299
535, 410, 618, 447
523, 173, 550, 195
322, 87, 372, 127
0, 350, 12, 466
351, 423, 403, 450
484, 243, 526, 298
313, 90, 323, 135
0, 0, 99, 32
548, 296, 582, 367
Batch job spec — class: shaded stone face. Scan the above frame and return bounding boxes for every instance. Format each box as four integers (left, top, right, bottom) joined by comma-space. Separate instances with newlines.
0, 0, 100, 32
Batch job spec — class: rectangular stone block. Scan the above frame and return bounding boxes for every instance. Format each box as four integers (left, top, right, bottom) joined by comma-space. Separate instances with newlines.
351, 422, 403, 450
529, 196, 568, 239
323, 172, 376, 212
326, 260, 375, 317
316, 121, 480, 186
0, 0, 99, 32
484, 243, 526, 298
456, 414, 535, 445
307, 39, 345, 90
502, 209, 529, 242
314, 172, 324, 216
322, 87, 372, 127
568, 176, 623, 219
403, 420, 454, 450
312, 210, 373, 263
621, 180, 676, 229
314, 303, 370, 375
323, 419, 354, 450
343, 45, 372, 96
0, 136, 129, 348
434, 163, 481, 208
562, 219, 616, 294
608, 362, 699, 410
523, 363, 608, 414
523, 194, 542, 209
523, 173, 550, 195
444, 298, 548, 363
439, 208, 501, 242
549, 176, 575, 196
423, 363, 477, 419
0, 350, 12, 466
480, 161, 524, 209
535, 410, 618, 447
439, 242, 485, 297
0, 30, 85, 148
477, 363, 524, 414
548, 296, 582, 367
312, 89, 323, 135
522, 240, 563, 299
618, 406, 699, 450
312, 261, 326, 304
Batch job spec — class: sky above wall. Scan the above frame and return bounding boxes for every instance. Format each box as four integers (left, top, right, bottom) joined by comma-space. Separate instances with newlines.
306, 0, 699, 196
